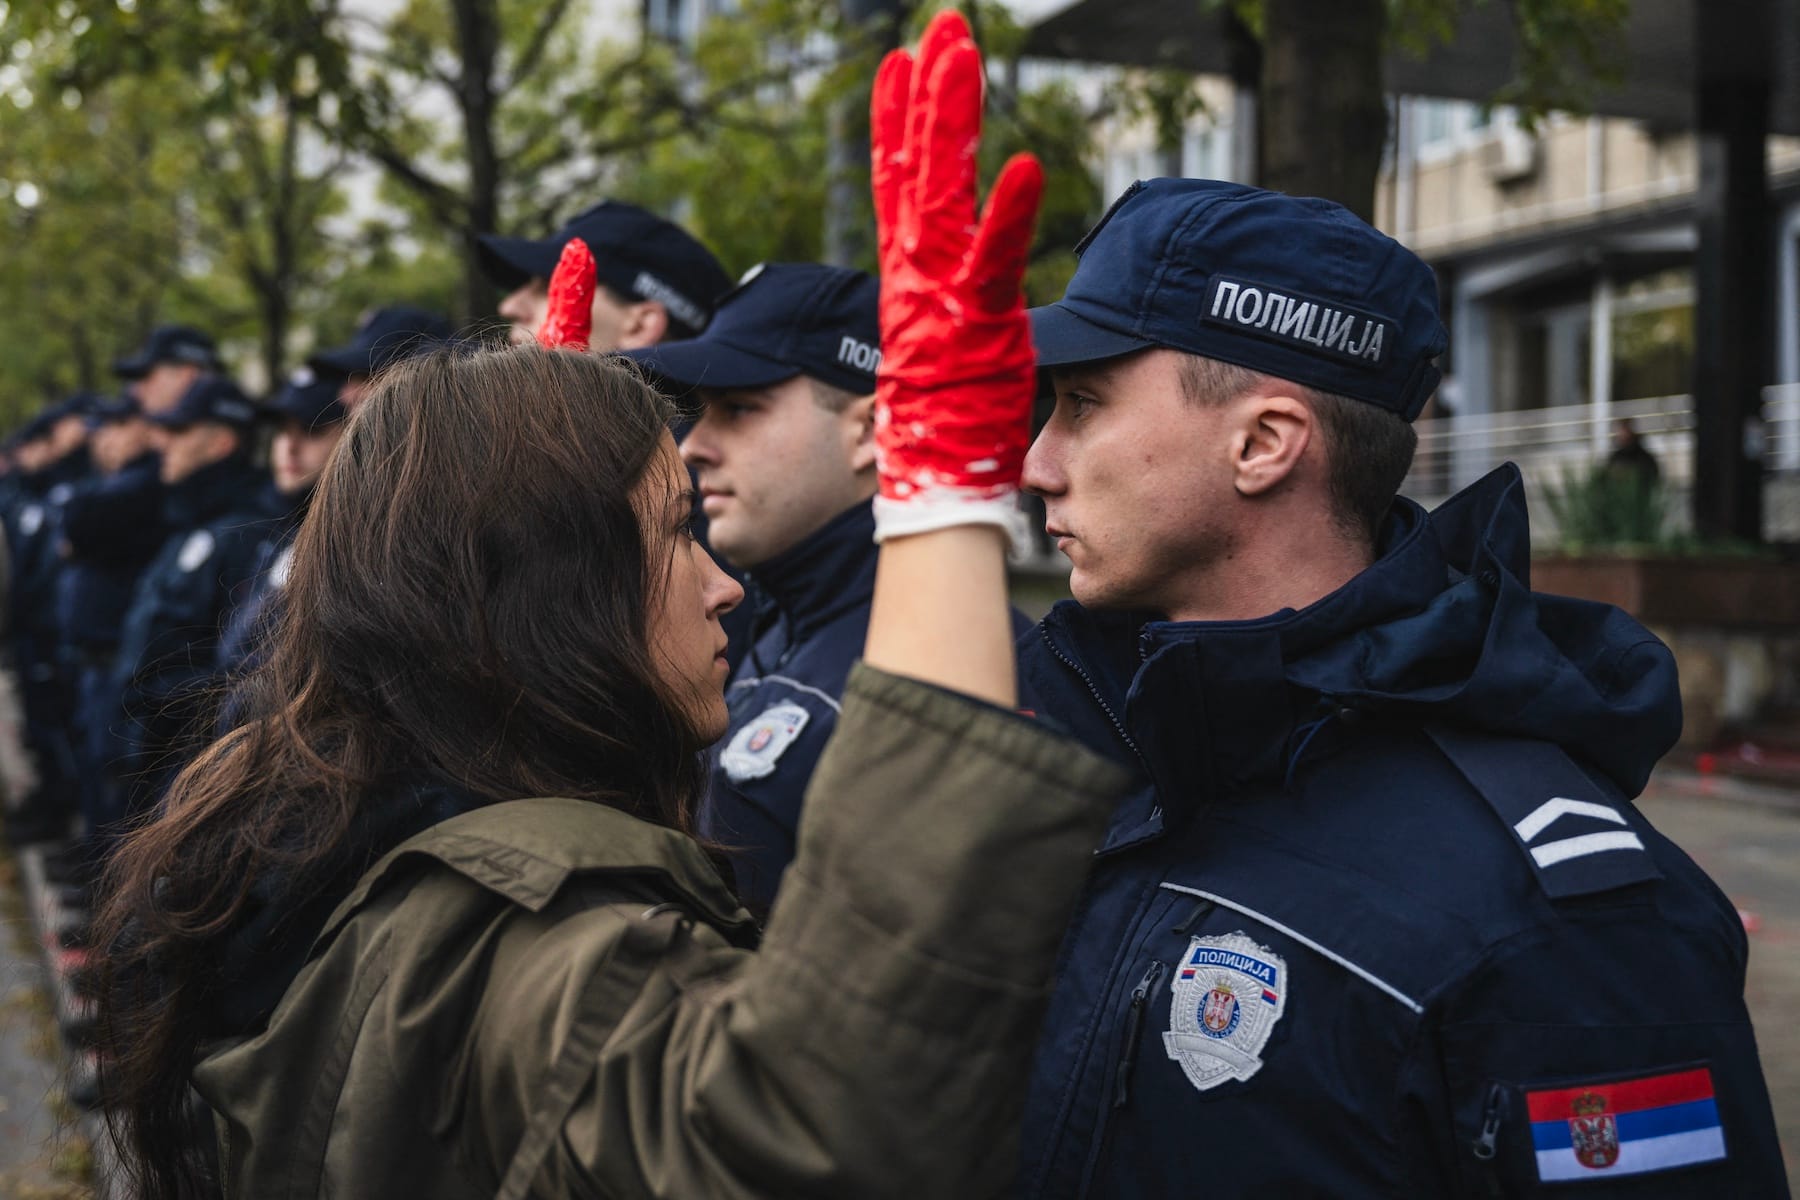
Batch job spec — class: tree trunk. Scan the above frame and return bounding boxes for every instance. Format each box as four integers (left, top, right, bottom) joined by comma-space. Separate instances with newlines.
452, 0, 502, 324
824, 0, 904, 268
1257, 0, 1387, 221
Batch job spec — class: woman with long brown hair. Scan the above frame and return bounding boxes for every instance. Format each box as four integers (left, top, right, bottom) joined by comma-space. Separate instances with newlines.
92, 16, 1120, 1199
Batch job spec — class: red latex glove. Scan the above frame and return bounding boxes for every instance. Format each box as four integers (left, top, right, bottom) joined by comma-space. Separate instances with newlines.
537, 237, 596, 350
870, 9, 1043, 542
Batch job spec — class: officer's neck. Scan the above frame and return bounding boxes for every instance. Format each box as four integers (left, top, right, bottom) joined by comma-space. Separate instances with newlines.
1160, 510, 1375, 625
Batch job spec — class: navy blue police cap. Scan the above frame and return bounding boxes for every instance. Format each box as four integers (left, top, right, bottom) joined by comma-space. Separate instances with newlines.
620, 262, 881, 396
113, 325, 223, 380
263, 366, 348, 431
148, 376, 259, 432
1030, 179, 1448, 421
309, 306, 453, 378
478, 200, 733, 334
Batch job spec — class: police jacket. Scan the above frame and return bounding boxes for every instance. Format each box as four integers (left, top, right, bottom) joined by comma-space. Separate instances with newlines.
112, 457, 274, 782
7, 452, 89, 647
701, 500, 878, 911
214, 482, 310, 681
1015, 466, 1787, 1198
56, 452, 165, 654
192, 667, 1126, 1199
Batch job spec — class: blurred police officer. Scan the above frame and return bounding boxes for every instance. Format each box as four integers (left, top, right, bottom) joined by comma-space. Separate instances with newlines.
4, 397, 97, 843
624, 263, 881, 909
52, 396, 167, 881
479, 199, 732, 351
1012, 179, 1785, 1195
215, 367, 348, 682
308, 306, 452, 413
109, 377, 272, 818
113, 325, 223, 418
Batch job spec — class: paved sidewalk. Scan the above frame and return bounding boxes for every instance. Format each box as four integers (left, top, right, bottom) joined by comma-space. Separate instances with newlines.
1639, 773, 1800, 1194
0, 849, 91, 1198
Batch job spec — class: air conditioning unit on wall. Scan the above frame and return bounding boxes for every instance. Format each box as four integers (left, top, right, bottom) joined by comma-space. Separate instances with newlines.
1482, 128, 1540, 184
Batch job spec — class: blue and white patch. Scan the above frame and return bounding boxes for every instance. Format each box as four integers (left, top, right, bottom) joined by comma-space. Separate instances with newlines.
16, 504, 43, 536
720, 701, 809, 782
1202, 275, 1392, 369
1164, 931, 1287, 1092
177, 529, 216, 573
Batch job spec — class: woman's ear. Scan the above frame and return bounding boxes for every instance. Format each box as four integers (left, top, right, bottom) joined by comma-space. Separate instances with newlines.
1231, 392, 1312, 498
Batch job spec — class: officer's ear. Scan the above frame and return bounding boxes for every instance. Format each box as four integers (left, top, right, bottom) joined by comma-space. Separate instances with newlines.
617, 300, 670, 350
1228, 389, 1312, 499
846, 392, 877, 474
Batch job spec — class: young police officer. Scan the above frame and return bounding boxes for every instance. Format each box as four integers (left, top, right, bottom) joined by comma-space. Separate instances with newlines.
479, 199, 732, 351
623, 262, 882, 909
308, 306, 452, 412
1013, 179, 1786, 1196
113, 325, 223, 418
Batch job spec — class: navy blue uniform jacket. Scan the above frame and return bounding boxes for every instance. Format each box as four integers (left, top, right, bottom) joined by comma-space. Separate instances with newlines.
1016, 466, 1786, 1197
111, 458, 273, 788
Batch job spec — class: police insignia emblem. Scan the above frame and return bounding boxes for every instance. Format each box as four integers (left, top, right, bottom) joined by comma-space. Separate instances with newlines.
720, 701, 810, 782
1569, 1092, 1620, 1169
1164, 932, 1286, 1093
17, 504, 42, 536
269, 545, 296, 589
178, 530, 216, 573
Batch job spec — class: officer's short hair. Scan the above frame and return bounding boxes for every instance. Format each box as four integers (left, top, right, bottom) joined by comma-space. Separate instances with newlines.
807, 378, 867, 416
1178, 353, 1416, 546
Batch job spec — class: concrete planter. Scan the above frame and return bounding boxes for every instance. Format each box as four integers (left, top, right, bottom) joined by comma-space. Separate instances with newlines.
1532, 556, 1800, 746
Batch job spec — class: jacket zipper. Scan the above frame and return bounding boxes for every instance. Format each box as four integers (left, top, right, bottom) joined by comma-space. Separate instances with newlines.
1471, 1082, 1505, 1161
1112, 961, 1166, 1110
1043, 632, 1152, 776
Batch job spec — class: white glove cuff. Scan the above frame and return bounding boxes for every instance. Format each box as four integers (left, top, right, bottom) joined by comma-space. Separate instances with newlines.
872, 490, 1030, 558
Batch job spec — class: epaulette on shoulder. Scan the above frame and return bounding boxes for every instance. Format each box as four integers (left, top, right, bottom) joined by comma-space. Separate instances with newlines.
1426, 726, 1663, 901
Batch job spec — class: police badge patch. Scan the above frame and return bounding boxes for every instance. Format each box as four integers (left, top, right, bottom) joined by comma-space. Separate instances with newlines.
178, 530, 216, 573
1164, 932, 1287, 1093
720, 701, 810, 782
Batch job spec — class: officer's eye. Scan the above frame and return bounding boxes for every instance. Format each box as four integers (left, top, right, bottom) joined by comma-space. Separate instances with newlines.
1062, 392, 1099, 420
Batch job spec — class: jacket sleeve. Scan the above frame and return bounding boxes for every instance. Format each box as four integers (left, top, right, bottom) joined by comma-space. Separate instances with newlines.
471, 664, 1127, 1200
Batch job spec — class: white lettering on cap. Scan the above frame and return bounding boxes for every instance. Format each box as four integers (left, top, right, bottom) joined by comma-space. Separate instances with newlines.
837, 335, 882, 374
1204, 275, 1392, 369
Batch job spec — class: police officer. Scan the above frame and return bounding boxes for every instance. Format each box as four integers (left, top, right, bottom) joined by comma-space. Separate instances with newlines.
624, 263, 882, 909
4, 398, 97, 843
308, 306, 452, 413
109, 377, 272, 819
478, 199, 733, 351
215, 367, 349, 682
1010, 179, 1786, 1195
113, 325, 224, 418
52, 395, 167, 881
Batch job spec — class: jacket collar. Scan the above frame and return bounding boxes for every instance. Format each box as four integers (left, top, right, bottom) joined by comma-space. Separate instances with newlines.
745, 500, 878, 645
1038, 465, 1677, 851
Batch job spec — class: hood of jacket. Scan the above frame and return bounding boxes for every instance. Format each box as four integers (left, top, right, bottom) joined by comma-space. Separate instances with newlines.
1031, 465, 1680, 850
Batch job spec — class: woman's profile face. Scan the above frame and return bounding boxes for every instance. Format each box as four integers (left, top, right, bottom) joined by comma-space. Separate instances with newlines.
640, 434, 743, 742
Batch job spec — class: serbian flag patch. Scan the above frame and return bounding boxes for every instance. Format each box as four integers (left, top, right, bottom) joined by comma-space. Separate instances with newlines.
1527, 1066, 1727, 1182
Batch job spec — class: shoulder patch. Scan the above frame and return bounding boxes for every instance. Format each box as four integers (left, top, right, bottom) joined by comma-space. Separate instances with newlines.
178, 529, 216, 573
720, 701, 810, 783
1427, 726, 1662, 900
1526, 1064, 1726, 1183
16, 504, 42, 536
268, 543, 296, 589
1163, 931, 1287, 1092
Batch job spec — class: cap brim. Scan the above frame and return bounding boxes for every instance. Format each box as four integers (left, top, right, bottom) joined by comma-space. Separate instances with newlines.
621, 341, 798, 393
1029, 304, 1158, 368
307, 346, 370, 376
111, 354, 152, 380
477, 233, 562, 291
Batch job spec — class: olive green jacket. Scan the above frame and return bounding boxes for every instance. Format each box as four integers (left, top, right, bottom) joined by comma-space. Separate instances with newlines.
192, 666, 1127, 1199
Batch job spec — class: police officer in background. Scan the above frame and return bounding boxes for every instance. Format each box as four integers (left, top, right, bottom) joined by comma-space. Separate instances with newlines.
113, 325, 223, 418
4, 397, 97, 843
1012, 179, 1786, 1195
623, 263, 882, 910
215, 366, 349, 682
478, 199, 732, 351
50, 395, 167, 884
308, 306, 452, 413
109, 377, 272, 821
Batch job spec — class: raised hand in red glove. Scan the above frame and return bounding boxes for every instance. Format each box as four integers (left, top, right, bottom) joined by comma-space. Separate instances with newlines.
536, 237, 596, 351
869, 9, 1044, 543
